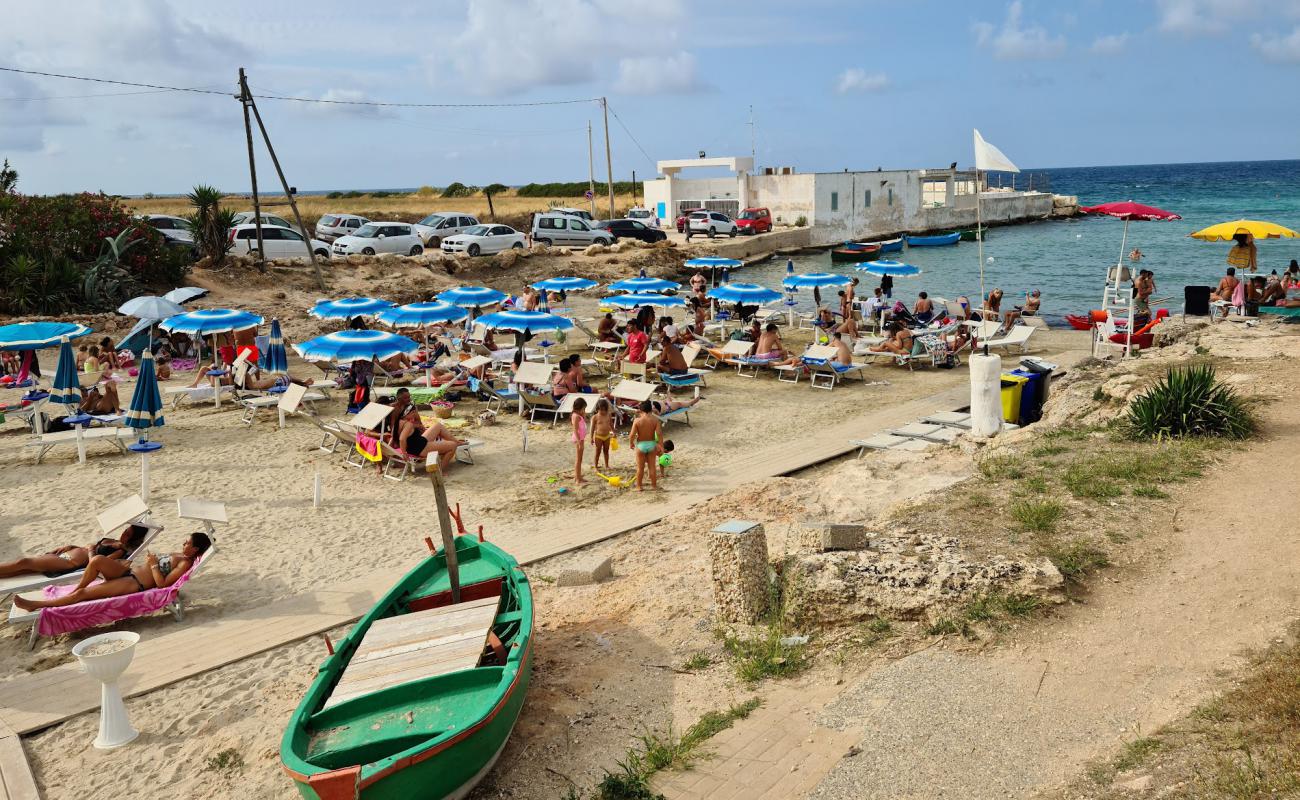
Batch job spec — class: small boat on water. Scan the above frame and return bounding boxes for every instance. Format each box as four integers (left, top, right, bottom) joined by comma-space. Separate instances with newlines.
905, 232, 961, 247
830, 243, 881, 262
281, 535, 533, 800
959, 227, 989, 242
874, 237, 904, 253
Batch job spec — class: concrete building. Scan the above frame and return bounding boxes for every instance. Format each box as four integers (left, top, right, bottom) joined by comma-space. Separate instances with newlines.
641, 156, 1054, 246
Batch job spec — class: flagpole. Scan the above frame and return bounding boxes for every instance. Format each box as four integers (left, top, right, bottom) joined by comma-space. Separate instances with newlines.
977, 168, 986, 311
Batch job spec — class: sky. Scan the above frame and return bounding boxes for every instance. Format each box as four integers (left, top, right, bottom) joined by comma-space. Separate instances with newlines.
2, 0, 1298, 195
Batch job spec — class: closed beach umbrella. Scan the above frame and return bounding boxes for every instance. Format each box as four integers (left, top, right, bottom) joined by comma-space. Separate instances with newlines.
125, 350, 165, 499
532, 277, 599, 292
49, 336, 83, 410
607, 276, 681, 293
706, 283, 783, 305
294, 330, 419, 364
309, 297, 395, 321
162, 287, 208, 305
473, 310, 575, 333
1188, 219, 1298, 241
0, 321, 92, 351
262, 319, 289, 376
605, 293, 687, 310
854, 260, 923, 278
437, 286, 508, 308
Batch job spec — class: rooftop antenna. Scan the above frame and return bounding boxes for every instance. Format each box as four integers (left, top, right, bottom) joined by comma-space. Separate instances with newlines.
747, 105, 756, 170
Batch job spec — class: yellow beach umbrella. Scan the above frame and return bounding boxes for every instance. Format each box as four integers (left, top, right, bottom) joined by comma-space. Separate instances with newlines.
1189, 219, 1299, 241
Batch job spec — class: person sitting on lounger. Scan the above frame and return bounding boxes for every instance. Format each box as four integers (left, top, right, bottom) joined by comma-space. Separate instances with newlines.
12, 533, 210, 611
0, 524, 148, 579
870, 322, 916, 355
831, 332, 854, 366
1258, 276, 1287, 305
397, 413, 466, 474
79, 381, 121, 414
753, 324, 803, 367
914, 292, 935, 325
1211, 267, 1240, 303
566, 356, 591, 392
597, 313, 620, 343
658, 335, 689, 376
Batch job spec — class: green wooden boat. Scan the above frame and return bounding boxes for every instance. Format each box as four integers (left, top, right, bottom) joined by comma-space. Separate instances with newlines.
959, 227, 989, 242
281, 536, 533, 800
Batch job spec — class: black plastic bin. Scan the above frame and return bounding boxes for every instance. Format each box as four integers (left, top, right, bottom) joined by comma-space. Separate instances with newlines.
1184, 285, 1211, 317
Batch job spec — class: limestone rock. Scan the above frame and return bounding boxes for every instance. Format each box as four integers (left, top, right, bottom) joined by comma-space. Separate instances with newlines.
346, 255, 366, 267
798, 521, 868, 553
530, 243, 549, 254
707, 521, 770, 624
556, 556, 614, 587
583, 244, 609, 256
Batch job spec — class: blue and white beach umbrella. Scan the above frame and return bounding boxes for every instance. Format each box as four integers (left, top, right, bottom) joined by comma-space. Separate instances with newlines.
605, 293, 687, 309
49, 336, 82, 409
706, 283, 783, 305
162, 287, 208, 305
262, 319, 289, 376
473, 310, 575, 333
532, 276, 599, 292
375, 301, 468, 329
0, 321, 92, 351
782, 272, 854, 290
854, 259, 922, 278
125, 350, 165, 434
294, 330, 419, 364
607, 276, 681, 293
309, 297, 395, 320
684, 257, 742, 270
437, 286, 509, 308
118, 295, 185, 321
159, 308, 263, 336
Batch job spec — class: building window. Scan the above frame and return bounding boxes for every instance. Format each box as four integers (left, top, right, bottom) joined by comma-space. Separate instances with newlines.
864, 190, 871, 207
830, 191, 839, 212
922, 180, 947, 207
887, 188, 893, 206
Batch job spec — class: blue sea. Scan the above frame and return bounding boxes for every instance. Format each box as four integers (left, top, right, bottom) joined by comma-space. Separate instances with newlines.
745, 160, 1300, 324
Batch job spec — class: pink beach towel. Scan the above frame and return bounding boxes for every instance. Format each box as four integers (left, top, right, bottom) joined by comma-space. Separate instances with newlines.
355, 433, 383, 462
1231, 280, 1245, 310
34, 562, 201, 638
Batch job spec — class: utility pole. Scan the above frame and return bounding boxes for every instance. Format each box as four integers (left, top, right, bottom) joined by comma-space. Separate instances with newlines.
601, 97, 615, 219
632, 170, 637, 205
237, 68, 266, 273
242, 71, 326, 291
587, 120, 596, 217
748, 104, 756, 168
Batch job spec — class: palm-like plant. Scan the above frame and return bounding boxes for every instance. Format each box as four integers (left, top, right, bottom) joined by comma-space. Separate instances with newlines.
1127, 364, 1255, 440
82, 227, 144, 309
186, 185, 235, 267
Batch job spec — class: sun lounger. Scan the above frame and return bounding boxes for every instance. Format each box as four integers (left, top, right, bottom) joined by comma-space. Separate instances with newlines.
26, 427, 135, 464
850, 433, 934, 457
800, 345, 868, 390
0, 496, 162, 598
520, 388, 563, 426
889, 422, 961, 443
379, 438, 484, 481
922, 411, 973, 429
704, 339, 753, 369
176, 496, 228, 536
982, 325, 1035, 353
239, 384, 325, 427
349, 401, 395, 434
164, 384, 235, 408
479, 381, 519, 414
10, 546, 217, 649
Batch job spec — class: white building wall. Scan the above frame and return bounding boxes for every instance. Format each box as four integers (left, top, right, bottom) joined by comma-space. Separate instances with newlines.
748, 173, 815, 225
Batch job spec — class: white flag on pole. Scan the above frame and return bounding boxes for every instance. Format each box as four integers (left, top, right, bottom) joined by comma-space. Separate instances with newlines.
973, 129, 1020, 173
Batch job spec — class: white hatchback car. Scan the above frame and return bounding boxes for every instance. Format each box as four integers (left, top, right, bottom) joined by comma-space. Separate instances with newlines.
331, 222, 424, 257
231, 211, 296, 230
441, 224, 526, 256
626, 207, 660, 228
412, 212, 479, 248
228, 224, 331, 259
687, 210, 738, 238
315, 213, 369, 242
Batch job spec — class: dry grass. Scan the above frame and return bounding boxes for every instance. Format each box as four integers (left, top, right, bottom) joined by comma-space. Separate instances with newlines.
126, 191, 640, 229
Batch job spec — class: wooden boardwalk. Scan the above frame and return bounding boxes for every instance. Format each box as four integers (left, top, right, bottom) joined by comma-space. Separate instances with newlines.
0, 380, 983, 737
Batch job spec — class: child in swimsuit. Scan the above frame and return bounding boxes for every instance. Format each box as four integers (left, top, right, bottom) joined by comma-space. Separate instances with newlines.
590, 398, 614, 471
570, 397, 589, 485
629, 400, 662, 492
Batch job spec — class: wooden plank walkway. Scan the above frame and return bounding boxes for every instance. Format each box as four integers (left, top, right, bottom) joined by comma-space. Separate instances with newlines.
0, 364, 1059, 736
0, 722, 39, 800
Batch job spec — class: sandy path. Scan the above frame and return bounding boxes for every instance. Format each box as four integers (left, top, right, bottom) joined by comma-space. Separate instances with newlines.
808, 407, 1300, 798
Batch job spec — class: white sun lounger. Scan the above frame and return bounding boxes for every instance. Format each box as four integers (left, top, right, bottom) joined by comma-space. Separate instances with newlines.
176, 496, 228, 536
239, 384, 326, 427
26, 427, 135, 464
982, 325, 1035, 353
165, 384, 235, 409
704, 339, 753, 369
0, 496, 162, 597
380, 438, 484, 481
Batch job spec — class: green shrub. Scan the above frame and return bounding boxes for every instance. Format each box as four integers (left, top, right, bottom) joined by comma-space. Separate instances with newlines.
440, 182, 477, 198
1127, 365, 1255, 440
415, 185, 437, 196
1010, 499, 1064, 532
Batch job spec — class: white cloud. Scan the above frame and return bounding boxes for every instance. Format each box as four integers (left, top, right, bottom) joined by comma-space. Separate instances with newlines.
834, 68, 889, 94
1090, 33, 1131, 54
973, 1, 1067, 60
424, 0, 697, 96
1157, 0, 1300, 35
1251, 26, 1300, 61
290, 88, 396, 118
615, 52, 707, 95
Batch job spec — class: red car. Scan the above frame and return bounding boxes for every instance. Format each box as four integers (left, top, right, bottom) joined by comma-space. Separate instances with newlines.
675, 207, 705, 233
735, 207, 772, 235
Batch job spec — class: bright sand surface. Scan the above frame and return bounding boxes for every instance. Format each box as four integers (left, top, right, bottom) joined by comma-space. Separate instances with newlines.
0, 264, 1089, 798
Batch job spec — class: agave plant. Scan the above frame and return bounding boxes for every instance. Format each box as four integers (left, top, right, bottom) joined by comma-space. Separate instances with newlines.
82, 227, 144, 310
1127, 364, 1255, 440
186, 184, 235, 267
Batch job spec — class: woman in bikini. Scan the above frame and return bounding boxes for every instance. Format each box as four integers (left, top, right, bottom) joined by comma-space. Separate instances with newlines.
0, 524, 148, 579
629, 400, 663, 492
590, 398, 614, 471
13, 533, 210, 611
869, 322, 916, 356
570, 397, 589, 485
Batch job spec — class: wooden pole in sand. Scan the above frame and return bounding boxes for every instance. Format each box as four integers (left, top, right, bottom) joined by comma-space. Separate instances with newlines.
428, 468, 461, 603
237, 69, 267, 274
601, 97, 615, 219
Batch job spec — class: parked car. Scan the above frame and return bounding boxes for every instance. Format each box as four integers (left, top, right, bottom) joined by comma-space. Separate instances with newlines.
441, 224, 526, 256
675, 207, 705, 232
625, 207, 660, 228
412, 212, 479, 248
593, 219, 667, 243
315, 213, 369, 242
551, 207, 595, 222
228, 224, 330, 259
142, 214, 194, 243
531, 213, 614, 247
687, 210, 738, 238
331, 222, 424, 256
231, 211, 295, 230
735, 207, 773, 235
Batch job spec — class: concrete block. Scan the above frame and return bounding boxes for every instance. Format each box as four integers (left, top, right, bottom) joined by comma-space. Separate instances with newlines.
556, 556, 614, 587
798, 521, 867, 553
708, 520, 770, 623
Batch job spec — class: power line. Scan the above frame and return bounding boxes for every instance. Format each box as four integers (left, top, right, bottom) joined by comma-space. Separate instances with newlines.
0, 88, 177, 102
0, 65, 600, 108
605, 102, 656, 169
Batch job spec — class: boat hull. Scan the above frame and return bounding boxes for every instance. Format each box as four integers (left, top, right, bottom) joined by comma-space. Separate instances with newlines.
905, 232, 961, 247
875, 238, 904, 253
959, 227, 988, 242
830, 245, 881, 262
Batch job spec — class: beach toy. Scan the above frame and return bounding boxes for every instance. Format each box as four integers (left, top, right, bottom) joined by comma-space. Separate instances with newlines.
557, 487, 569, 495
658, 453, 673, 468
546, 476, 559, 484
610, 438, 619, 451
593, 470, 629, 488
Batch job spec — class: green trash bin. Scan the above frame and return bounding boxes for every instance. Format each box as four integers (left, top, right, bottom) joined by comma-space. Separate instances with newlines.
1000, 373, 1028, 424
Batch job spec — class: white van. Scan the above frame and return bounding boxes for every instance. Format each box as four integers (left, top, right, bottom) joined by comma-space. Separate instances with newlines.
531, 213, 613, 247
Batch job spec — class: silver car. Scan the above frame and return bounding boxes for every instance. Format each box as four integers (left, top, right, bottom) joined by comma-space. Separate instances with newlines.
531, 213, 613, 247
412, 212, 479, 248
315, 213, 369, 242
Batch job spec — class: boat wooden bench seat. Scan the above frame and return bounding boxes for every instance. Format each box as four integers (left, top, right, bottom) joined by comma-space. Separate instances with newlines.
324, 595, 499, 710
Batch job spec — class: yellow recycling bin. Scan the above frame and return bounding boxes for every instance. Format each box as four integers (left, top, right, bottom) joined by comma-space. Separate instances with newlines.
1000, 373, 1028, 424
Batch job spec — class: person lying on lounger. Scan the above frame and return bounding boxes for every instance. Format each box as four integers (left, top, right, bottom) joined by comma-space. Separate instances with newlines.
0, 524, 148, 578
869, 322, 916, 355
12, 533, 210, 611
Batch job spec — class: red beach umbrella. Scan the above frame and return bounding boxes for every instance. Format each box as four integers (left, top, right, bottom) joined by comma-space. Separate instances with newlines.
1080, 201, 1182, 221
